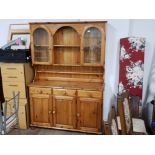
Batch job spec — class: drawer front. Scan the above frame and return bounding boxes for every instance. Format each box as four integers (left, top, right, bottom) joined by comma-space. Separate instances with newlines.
3, 82, 26, 98
1, 64, 24, 76
53, 89, 76, 97
29, 87, 51, 95
2, 74, 25, 82
77, 90, 102, 98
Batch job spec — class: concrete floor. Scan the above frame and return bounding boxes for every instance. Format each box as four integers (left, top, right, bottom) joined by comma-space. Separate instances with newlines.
8, 127, 92, 135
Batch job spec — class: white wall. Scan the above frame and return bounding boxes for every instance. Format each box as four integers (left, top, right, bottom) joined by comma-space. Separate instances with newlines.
0, 19, 80, 46
0, 19, 154, 121
130, 20, 155, 102
104, 19, 130, 120
130, 20, 155, 125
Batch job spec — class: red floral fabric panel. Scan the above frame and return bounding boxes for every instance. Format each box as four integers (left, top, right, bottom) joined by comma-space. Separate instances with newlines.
119, 37, 145, 98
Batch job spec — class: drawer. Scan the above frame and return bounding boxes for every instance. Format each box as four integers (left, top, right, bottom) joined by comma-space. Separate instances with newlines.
77, 90, 102, 98
1, 64, 24, 76
53, 89, 76, 97
2, 74, 25, 82
29, 87, 51, 95
3, 81, 26, 98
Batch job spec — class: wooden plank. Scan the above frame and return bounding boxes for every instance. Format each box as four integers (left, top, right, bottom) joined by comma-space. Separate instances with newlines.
37, 70, 103, 75
53, 45, 80, 47
19, 104, 28, 129
39, 77, 103, 83
24, 63, 34, 85
29, 21, 107, 24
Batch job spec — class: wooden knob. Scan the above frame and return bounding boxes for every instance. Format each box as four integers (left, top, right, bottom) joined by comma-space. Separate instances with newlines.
77, 113, 80, 117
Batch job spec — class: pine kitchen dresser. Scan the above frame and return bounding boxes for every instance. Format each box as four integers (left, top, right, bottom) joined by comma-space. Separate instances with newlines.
29, 21, 106, 134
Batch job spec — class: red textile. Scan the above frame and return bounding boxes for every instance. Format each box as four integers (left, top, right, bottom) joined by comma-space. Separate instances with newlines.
119, 37, 145, 98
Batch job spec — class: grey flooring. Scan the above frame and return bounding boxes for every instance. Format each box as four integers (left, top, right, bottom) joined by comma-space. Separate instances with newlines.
8, 127, 92, 135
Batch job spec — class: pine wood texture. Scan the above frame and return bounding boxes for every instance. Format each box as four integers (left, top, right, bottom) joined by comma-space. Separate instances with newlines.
5, 98, 29, 129
29, 21, 106, 134
30, 22, 106, 66
53, 96, 76, 129
77, 97, 102, 132
0, 63, 34, 129
30, 94, 52, 127
117, 92, 133, 135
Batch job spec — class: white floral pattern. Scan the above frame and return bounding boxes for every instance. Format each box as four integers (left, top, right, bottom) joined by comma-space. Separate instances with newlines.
120, 46, 131, 61
128, 37, 145, 51
111, 119, 118, 135
119, 82, 126, 94
126, 60, 144, 88
123, 98, 131, 133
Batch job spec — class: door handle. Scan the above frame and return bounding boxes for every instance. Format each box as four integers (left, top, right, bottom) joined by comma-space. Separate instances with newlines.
77, 113, 80, 117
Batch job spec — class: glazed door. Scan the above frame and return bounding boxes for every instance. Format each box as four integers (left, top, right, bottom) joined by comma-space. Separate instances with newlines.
32, 26, 52, 65
30, 94, 52, 127
82, 27, 104, 66
77, 97, 102, 133
53, 96, 76, 129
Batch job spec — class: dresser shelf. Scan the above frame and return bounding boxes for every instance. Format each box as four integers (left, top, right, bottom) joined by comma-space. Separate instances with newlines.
53, 45, 80, 48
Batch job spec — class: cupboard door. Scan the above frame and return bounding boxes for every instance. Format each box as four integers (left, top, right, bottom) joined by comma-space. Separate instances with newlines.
77, 97, 102, 133
30, 94, 52, 127
53, 96, 76, 129
32, 26, 52, 65
82, 27, 104, 66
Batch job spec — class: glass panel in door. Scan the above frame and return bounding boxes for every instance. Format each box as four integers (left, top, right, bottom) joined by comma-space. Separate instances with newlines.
83, 27, 101, 64
33, 28, 49, 63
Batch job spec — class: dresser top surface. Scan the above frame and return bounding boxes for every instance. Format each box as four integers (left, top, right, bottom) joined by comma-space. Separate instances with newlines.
29, 21, 107, 25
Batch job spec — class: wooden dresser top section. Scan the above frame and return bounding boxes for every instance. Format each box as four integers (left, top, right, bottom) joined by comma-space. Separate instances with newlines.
29, 22, 105, 91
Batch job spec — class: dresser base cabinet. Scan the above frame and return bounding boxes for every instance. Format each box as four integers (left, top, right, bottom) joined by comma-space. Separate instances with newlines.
29, 87, 103, 134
